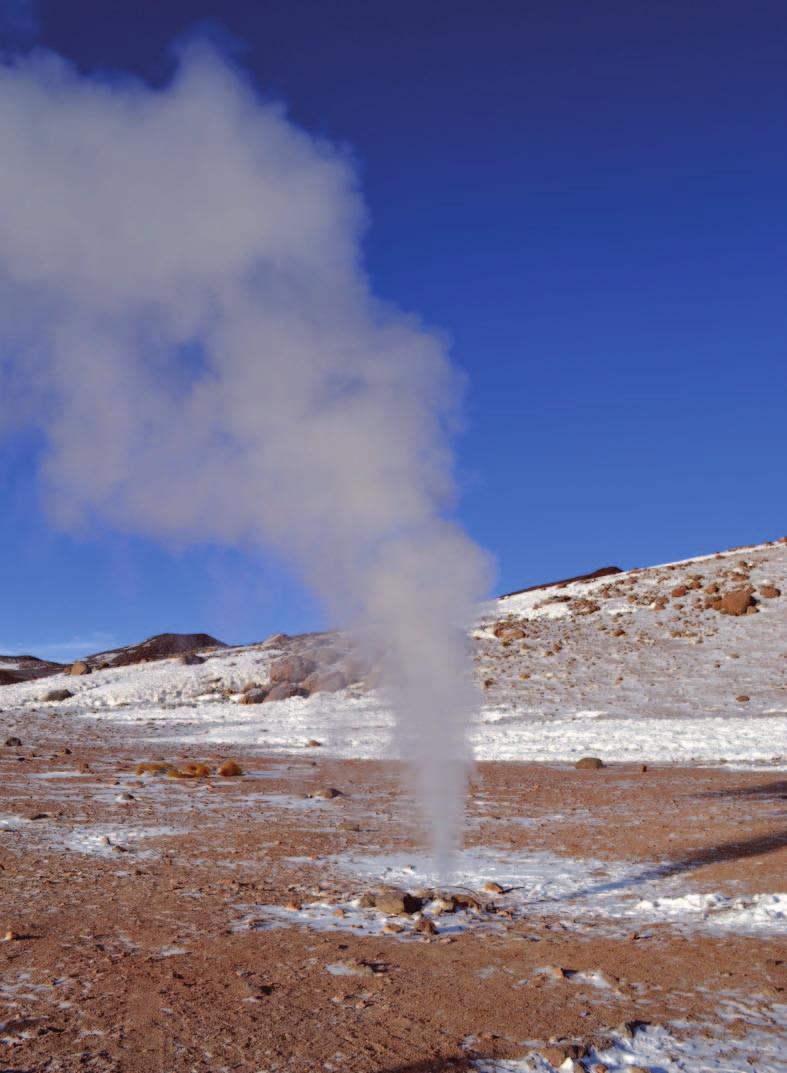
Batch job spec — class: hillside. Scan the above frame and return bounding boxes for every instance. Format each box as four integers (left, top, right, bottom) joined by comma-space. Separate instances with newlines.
2, 537, 784, 769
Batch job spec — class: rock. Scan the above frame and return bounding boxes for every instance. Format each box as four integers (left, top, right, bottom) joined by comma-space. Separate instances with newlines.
307, 738, 322, 747
43, 689, 73, 702
356, 892, 376, 909
263, 682, 310, 702
575, 756, 605, 770
736, 694, 750, 703
69, 661, 91, 676
302, 670, 348, 693
179, 653, 205, 665
483, 881, 504, 894
218, 760, 243, 777
309, 787, 343, 800
760, 585, 781, 598
671, 585, 688, 597
269, 655, 317, 685
4, 737, 22, 747
717, 588, 756, 616
373, 890, 423, 915
2, 930, 21, 941
431, 897, 457, 915
541, 1045, 572, 1068
239, 688, 268, 705
705, 582, 720, 594
493, 623, 526, 641
415, 918, 438, 935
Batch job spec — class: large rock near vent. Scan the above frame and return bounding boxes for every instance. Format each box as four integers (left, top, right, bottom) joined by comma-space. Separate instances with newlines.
269, 655, 317, 685
303, 669, 348, 694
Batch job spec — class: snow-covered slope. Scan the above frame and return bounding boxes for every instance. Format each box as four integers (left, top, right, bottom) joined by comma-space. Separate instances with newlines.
2, 539, 785, 767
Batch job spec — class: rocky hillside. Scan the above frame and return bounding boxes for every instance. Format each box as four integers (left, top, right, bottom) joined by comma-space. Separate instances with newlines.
475, 535, 786, 721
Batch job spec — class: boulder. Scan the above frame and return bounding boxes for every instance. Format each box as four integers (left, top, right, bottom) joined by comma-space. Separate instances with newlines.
493, 623, 526, 641
179, 653, 205, 666
309, 787, 343, 800
718, 589, 756, 616
303, 670, 348, 694
69, 661, 91, 676
43, 688, 73, 703
759, 585, 781, 599
373, 890, 423, 915
671, 585, 688, 597
4, 736, 22, 747
240, 688, 268, 705
575, 756, 605, 770
269, 655, 317, 685
263, 682, 310, 702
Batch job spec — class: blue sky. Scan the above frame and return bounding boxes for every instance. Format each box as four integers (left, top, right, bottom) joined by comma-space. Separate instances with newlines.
1, 1, 786, 659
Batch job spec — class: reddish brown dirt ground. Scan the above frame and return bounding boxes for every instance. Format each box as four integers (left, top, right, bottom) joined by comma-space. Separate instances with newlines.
1, 728, 785, 1072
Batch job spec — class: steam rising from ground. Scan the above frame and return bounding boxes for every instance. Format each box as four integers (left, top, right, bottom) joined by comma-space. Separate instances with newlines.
0, 42, 490, 866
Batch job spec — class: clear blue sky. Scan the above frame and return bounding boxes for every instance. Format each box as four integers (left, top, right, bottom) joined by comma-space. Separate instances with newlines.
1, 1, 786, 659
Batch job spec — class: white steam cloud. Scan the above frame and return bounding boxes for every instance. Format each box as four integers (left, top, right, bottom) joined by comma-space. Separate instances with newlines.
0, 42, 490, 866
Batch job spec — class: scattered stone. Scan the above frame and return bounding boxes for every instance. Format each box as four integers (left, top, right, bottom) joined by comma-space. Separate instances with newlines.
373, 890, 423, 915
43, 688, 73, 702
671, 585, 688, 597
309, 787, 343, 800
218, 760, 244, 777
307, 739, 322, 747
264, 683, 310, 702
705, 582, 720, 594
736, 694, 750, 703
240, 688, 268, 705
575, 756, 605, 770
431, 897, 457, 915
760, 585, 781, 598
4, 736, 22, 747
493, 623, 526, 641
541, 1045, 572, 1067
136, 762, 169, 776
69, 661, 91, 676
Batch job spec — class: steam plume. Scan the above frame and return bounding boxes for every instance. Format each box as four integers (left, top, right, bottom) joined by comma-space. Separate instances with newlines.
0, 42, 490, 865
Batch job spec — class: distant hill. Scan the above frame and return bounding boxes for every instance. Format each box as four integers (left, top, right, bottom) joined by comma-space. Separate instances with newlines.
0, 654, 65, 686
0, 632, 226, 686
